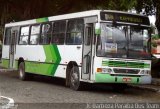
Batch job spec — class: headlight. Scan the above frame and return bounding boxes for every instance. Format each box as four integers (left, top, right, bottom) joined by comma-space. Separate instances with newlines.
140, 70, 150, 75
97, 68, 112, 73
106, 68, 112, 73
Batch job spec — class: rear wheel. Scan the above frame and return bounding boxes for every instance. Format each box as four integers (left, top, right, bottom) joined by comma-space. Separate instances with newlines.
69, 66, 82, 91
18, 62, 29, 81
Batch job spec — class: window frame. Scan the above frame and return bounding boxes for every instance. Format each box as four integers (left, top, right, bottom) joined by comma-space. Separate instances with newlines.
19, 26, 30, 45
39, 22, 53, 45
51, 20, 67, 45
4, 28, 12, 45
85, 26, 92, 45
66, 18, 84, 45
29, 24, 41, 45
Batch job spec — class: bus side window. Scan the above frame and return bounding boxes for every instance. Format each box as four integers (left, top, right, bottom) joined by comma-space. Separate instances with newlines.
40, 23, 52, 44
66, 19, 83, 45
30, 24, 40, 45
19, 26, 30, 45
52, 21, 66, 45
85, 26, 92, 45
4, 28, 11, 45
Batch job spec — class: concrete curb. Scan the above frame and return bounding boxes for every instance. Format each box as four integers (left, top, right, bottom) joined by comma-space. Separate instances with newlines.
0, 96, 14, 109
0, 69, 17, 73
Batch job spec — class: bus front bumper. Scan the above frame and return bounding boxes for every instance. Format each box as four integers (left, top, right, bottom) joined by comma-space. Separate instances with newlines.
95, 73, 151, 84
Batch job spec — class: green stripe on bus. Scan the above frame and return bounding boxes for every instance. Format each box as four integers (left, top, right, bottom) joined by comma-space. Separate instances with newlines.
36, 17, 49, 23
51, 45, 61, 75
25, 45, 61, 76
1, 59, 9, 68
25, 62, 52, 76
102, 61, 150, 68
43, 45, 61, 76
95, 73, 139, 84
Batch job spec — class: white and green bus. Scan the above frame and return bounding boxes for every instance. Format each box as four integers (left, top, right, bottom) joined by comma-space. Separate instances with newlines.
1, 10, 151, 90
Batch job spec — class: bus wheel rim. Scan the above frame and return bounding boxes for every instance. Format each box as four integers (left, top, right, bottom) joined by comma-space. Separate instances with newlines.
71, 68, 79, 87
19, 66, 23, 78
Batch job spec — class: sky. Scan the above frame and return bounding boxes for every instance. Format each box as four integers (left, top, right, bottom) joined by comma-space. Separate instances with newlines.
149, 15, 156, 25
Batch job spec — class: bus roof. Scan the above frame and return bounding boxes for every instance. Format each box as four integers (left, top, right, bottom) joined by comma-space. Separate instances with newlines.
5, 10, 148, 27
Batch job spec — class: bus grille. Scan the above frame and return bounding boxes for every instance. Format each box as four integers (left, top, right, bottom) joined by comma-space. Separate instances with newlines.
113, 69, 140, 74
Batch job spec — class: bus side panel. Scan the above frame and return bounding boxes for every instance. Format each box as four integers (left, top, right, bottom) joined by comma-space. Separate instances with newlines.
1, 45, 10, 68
15, 45, 53, 76
15, 45, 46, 62
15, 44, 82, 78
54, 45, 82, 78
16, 45, 60, 76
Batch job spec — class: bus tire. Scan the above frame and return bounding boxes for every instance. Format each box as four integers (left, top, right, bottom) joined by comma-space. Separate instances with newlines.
69, 66, 82, 91
18, 62, 28, 81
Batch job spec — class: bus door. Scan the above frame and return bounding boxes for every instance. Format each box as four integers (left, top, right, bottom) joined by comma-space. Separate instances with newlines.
9, 28, 18, 68
82, 23, 93, 80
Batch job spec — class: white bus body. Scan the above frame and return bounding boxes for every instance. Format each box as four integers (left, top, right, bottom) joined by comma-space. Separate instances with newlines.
1, 10, 152, 90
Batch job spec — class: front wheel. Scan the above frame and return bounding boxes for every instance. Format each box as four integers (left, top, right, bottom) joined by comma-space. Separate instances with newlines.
69, 66, 82, 91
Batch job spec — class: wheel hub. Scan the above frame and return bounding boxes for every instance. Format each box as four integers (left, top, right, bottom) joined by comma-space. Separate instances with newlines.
71, 70, 79, 86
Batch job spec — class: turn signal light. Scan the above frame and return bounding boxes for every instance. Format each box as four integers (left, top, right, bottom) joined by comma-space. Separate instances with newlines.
97, 68, 112, 73
97, 68, 102, 72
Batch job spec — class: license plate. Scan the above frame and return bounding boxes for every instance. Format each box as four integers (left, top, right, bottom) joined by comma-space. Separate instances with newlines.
122, 78, 132, 82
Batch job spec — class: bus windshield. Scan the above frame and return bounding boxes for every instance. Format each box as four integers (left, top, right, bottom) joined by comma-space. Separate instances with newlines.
97, 23, 151, 59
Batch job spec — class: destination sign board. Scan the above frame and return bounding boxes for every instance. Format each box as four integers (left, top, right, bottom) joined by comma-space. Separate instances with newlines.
100, 12, 150, 25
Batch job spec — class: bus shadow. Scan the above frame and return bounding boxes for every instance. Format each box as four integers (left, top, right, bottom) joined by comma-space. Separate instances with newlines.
31, 74, 66, 87
31, 74, 153, 96
84, 83, 152, 95
1, 70, 154, 96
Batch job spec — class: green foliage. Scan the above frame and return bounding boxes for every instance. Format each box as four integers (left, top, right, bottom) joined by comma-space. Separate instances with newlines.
108, 0, 137, 11
152, 34, 160, 40
135, 0, 155, 15
0, 26, 4, 41
151, 34, 160, 47
152, 41, 157, 47
0, 0, 138, 23
135, 0, 160, 35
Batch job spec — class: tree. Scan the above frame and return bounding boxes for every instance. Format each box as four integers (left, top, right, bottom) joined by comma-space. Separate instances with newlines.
154, 0, 160, 35
0, 0, 159, 41
135, 0, 160, 35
